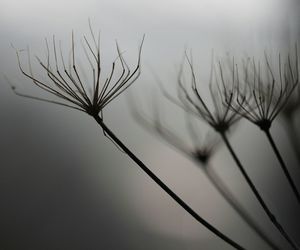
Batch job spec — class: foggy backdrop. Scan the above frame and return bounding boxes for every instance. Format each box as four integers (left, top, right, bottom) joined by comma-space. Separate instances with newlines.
0, 0, 300, 249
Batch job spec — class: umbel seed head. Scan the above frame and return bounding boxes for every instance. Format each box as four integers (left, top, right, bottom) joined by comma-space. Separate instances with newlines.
11, 21, 144, 120
166, 53, 242, 134
225, 47, 299, 131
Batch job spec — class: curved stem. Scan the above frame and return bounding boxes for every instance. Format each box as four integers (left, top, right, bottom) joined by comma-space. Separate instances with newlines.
205, 166, 280, 250
220, 132, 299, 250
264, 129, 300, 204
94, 115, 245, 250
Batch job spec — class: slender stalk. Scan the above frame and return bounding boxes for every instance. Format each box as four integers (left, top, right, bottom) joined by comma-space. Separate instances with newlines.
94, 115, 245, 250
205, 166, 280, 250
264, 129, 300, 204
220, 132, 299, 250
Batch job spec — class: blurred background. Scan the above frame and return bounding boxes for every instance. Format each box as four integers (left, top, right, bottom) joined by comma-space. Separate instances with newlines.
0, 0, 300, 249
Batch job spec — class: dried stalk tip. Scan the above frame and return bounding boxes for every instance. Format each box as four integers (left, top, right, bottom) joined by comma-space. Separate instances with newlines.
13, 23, 144, 119
161, 53, 242, 135
225, 46, 299, 131
129, 92, 220, 166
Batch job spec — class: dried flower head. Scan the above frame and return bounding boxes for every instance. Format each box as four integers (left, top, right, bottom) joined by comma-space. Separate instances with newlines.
11, 21, 144, 120
130, 96, 220, 165
226, 47, 299, 132
160, 52, 244, 135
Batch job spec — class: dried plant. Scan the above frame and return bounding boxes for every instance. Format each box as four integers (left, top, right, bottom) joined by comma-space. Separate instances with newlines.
130, 94, 280, 250
160, 55, 241, 134
160, 53, 299, 250
225, 50, 300, 204
9, 23, 246, 250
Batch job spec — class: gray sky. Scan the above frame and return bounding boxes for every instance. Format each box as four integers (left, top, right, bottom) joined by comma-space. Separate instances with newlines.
0, 0, 300, 249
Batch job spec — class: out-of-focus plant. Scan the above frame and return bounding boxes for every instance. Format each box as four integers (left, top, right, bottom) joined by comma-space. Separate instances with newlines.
130, 93, 280, 250
159, 52, 299, 250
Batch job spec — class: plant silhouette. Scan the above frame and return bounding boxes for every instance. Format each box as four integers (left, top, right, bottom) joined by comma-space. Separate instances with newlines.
9, 23, 246, 250
159, 52, 299, 250
225, 51, 300, 204
130, 94, 280, 250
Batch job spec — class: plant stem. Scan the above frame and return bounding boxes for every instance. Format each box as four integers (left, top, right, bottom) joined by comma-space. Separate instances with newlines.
205, 166, 280, 250
94, 115, 245, 250
220, 132, 299, 250
264, 129, 300, 204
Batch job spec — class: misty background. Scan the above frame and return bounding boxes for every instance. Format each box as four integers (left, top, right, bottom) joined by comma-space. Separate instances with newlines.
0, 0, 300, 249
